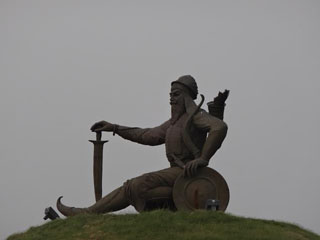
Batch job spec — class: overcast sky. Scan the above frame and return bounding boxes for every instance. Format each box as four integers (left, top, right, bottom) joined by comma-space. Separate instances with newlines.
1, 1, 320, 239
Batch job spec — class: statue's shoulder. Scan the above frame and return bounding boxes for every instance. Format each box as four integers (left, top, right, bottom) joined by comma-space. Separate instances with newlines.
193, 108, 210, 119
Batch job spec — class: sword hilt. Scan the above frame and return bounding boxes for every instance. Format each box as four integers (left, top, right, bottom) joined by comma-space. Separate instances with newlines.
96, 131, 101, 141
89, 131, 108, 144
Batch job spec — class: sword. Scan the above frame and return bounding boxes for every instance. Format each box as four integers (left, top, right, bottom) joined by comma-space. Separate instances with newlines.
171, 154, 186, 169
89, 132, 108, 202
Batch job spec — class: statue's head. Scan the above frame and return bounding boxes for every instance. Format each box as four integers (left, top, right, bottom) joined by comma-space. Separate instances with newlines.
171, 75, 198, 100
170, 75, 199, 122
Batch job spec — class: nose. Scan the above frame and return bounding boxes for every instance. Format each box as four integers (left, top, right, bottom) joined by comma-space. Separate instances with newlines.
170, 96, 175, 104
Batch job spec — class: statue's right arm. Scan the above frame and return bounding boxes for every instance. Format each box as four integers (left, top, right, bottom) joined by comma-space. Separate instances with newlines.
91, 120, 170, 146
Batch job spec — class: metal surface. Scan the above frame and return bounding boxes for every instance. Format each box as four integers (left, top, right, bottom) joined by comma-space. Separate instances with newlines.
171, 75, 198, 99
44, 207, 60, 220
171, 154, 186, 169
205, 199, 220, 211
89, 132, 108, 202
182, 94, 204, 159
207, 89, 229, 120
55, 77, 229, 216
173, 167, 229, 211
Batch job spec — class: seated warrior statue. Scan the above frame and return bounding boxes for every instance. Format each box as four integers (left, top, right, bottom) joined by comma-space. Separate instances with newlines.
57, 75, 228, 216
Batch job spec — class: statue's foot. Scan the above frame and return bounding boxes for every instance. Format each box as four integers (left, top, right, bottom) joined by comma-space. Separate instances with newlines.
56, 196, 90, 217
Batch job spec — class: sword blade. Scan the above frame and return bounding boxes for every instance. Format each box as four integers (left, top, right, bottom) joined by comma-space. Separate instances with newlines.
90, 138, 108, 202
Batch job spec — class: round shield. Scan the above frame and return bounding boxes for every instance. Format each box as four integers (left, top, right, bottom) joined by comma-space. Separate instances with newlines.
173, 167, 229, 211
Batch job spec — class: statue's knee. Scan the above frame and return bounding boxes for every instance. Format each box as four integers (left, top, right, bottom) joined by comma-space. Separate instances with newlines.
127, 174, 150, 198
124, 175, 144, 194
139, 174, 156, 198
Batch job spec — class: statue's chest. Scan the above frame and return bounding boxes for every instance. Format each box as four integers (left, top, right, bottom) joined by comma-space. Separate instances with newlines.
165, 115, 188, 157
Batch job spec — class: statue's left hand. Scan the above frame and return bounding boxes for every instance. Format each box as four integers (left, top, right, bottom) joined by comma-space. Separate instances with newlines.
183, 158, 208, 178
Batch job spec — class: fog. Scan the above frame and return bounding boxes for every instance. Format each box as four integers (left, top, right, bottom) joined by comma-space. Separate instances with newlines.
1, 1, 320, 239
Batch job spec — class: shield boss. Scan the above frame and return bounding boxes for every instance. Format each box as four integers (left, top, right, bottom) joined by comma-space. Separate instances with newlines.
173, 167, 229, 211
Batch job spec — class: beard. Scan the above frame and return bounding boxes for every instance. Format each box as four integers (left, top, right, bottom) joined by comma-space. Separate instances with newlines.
170, 101, 186, 124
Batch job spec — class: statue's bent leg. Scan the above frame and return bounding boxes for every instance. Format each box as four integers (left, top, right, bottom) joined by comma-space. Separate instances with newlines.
123, 167, 182, 212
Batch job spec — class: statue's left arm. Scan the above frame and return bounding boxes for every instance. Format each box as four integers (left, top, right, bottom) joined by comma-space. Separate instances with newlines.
184, 110, 228, 177
195, 110, 228, 161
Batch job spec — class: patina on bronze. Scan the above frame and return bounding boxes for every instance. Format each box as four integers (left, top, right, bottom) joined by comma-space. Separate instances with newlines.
57, 75, 229, 216
89, 132, 108, 202
207, 90, 229, 120
173, 167, 229, 211
44, 207, 60, 220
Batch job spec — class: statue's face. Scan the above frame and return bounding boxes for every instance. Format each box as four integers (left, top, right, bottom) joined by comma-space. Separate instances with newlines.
170, 83, 185, 107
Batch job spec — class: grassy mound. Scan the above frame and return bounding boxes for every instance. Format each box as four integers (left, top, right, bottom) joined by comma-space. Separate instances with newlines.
8, 211, 320, 240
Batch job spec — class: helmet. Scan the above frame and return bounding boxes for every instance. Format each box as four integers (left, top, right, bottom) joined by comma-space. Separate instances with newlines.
171, 75, 198, 99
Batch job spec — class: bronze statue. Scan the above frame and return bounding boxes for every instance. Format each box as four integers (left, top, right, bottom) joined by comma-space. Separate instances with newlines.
57, 75, 229, 216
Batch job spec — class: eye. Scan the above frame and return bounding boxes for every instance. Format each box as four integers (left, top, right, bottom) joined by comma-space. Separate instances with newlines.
170, 90, 181, 97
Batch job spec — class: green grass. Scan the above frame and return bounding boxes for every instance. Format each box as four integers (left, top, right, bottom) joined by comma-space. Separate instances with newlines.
8, 211, 320, 240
